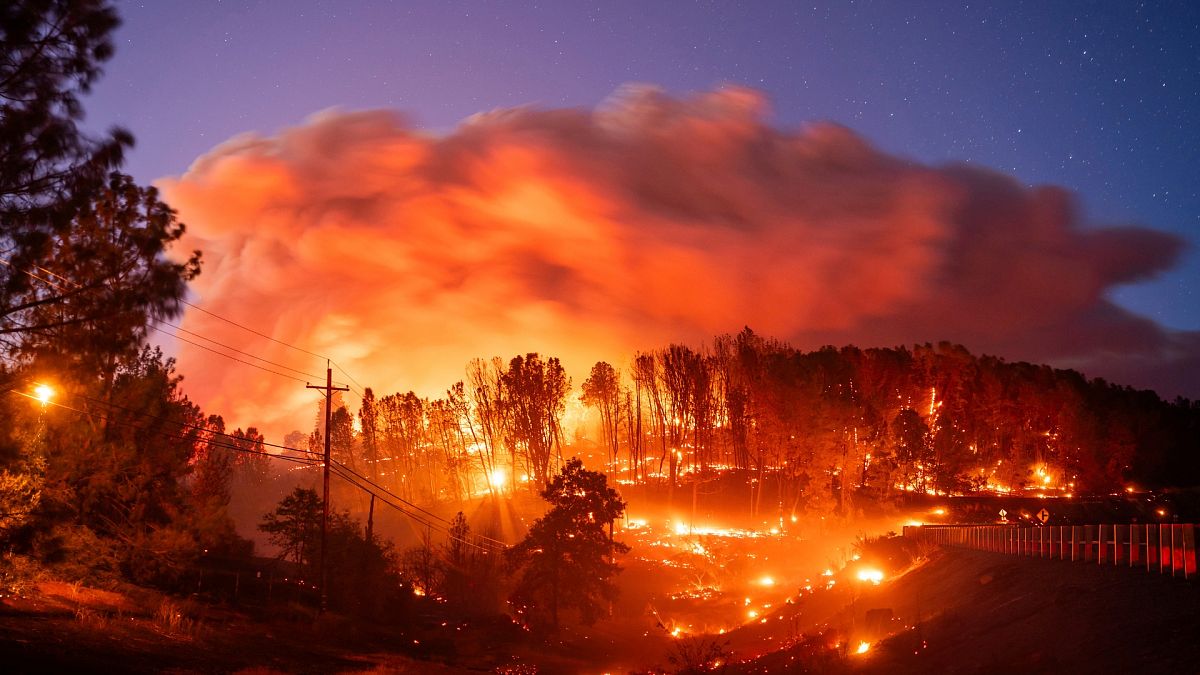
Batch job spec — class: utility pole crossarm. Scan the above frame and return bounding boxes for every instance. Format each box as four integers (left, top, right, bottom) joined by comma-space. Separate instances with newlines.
306, 362, 350, 613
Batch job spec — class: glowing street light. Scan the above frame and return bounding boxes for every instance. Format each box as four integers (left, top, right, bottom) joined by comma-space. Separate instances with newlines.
33, 383, 54, 406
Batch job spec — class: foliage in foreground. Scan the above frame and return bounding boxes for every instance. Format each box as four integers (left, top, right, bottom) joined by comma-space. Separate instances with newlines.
506, 458, 629, 630
259, 487, 409, 619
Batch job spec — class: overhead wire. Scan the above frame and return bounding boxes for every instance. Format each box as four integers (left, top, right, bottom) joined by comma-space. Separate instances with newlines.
2, 256, 357, 390
326, 456, 509, 550
328, 464, 501, 553
8, 389, 320, 469
2, 262, 499, 547
19, 385, 507, 552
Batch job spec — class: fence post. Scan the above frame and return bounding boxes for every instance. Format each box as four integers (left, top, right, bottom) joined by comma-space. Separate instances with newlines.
1129, 525, 1141, 567
1097, 525, 1110, 564
1183, 525, 1196, 579
1114, 525, 1127, 565
1084, 525, 1096, 562
1172, 524, 1185, 578
1146, 525, 1158, 571
1159, 523, 1169, 573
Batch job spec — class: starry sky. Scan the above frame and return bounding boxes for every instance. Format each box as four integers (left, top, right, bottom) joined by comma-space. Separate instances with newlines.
85, 0, 1198, 331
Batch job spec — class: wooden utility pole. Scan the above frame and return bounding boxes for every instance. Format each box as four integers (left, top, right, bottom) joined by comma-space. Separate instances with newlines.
307, 362, 349, 612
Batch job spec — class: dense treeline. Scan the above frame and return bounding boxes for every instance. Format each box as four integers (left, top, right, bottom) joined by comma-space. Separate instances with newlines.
320, 329, 1197, 516
612, 330, 1200, 513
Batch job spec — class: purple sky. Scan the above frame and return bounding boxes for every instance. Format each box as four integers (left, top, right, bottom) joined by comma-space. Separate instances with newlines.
85, 0, 1198, 331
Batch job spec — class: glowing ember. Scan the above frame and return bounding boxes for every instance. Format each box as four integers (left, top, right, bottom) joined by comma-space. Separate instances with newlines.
856, 641, 871, 654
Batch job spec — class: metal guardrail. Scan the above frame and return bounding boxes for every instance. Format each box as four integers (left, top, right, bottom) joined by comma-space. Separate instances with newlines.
903, 523, 1198, 580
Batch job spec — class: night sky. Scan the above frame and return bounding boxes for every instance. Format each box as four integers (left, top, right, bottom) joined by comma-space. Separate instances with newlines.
87, 1, 1199, 329
74, 2, 1200, 432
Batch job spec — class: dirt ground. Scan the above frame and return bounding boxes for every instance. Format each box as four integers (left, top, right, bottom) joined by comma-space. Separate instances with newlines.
727, 543, 1200, 674
850, 548, 1200, 674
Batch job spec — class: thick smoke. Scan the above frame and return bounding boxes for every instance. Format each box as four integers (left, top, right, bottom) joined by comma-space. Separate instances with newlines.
159, 86, 1195, 440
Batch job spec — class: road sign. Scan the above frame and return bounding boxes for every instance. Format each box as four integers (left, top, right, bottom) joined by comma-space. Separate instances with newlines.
1036, 508, 1050, 523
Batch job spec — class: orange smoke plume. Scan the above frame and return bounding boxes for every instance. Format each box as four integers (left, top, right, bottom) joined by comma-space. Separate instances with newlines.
158, 86, 1193, 440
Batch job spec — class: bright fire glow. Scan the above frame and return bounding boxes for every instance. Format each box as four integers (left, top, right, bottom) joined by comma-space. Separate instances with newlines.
856, 641, 871, 654
33, 384, 54, 405
855, 568, 884, 585
488, 467, 507, 490
759, 575, 775, 587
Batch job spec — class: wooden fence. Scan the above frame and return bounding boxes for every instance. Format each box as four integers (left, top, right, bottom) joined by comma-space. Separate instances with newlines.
902, 523, 1198, 580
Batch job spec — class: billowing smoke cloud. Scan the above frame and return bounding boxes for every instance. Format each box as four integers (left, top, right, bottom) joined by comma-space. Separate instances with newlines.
159, 86, 1195, 440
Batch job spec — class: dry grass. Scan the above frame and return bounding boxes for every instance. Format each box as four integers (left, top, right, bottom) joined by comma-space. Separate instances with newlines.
154, 598, 202, 638
73, 606, 109, 630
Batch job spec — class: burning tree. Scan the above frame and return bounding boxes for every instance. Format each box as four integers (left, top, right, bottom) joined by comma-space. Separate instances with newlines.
502, 353, 569, 488
581, 361, 621, 467
506, 458, 628, 631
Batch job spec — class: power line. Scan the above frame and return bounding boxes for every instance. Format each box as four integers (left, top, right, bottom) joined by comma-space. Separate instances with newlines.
179, 299, 328, 361
0, 264, 493, 545
155, 329, 311, 384
153, 319, 335, 381
7, 390, 320, 469
148, 324, 352, 388
328, 464, 500, 553
21, 386, 507, 552
326, 457, 509, 550
0, 257, 72, 293
3, 257, 369, 395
